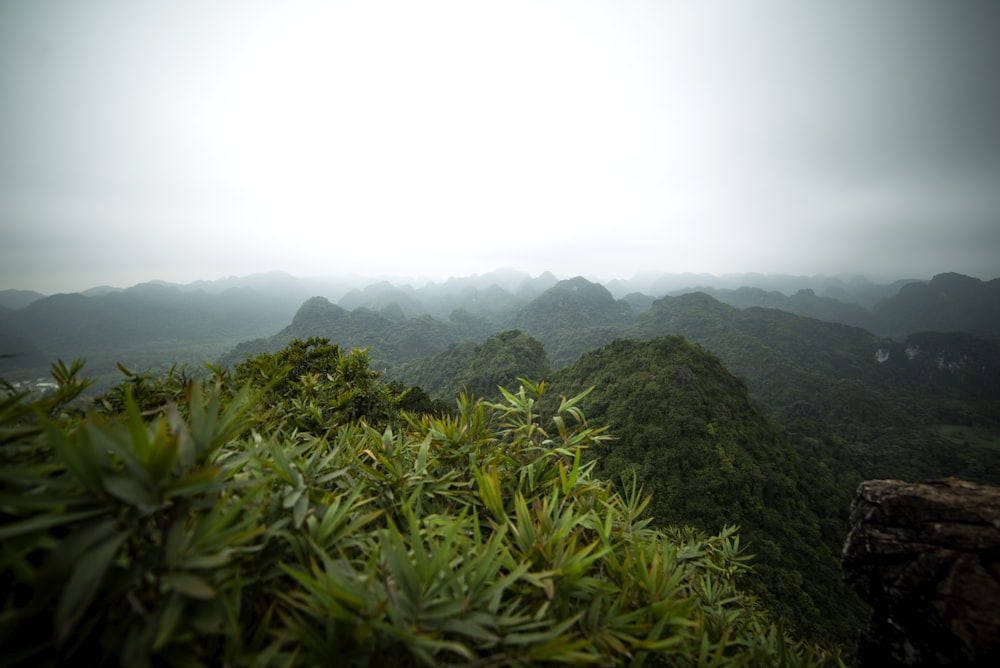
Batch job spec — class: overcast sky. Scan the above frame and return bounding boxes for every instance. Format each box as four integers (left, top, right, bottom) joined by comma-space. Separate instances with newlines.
2, 0, 999, 294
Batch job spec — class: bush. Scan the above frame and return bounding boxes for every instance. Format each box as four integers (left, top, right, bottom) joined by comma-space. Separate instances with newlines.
0, 344, 840, 666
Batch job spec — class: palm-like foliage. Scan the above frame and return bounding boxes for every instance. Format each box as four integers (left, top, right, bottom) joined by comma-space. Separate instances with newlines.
0, 341, 841, 666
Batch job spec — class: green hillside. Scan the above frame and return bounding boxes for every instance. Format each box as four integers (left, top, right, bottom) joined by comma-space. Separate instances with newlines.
220, 296, 474, 369
394, 330, 551, 403
873, 272, 1000, 342
547, 336, 867, 645
504, 277, 635, 367
0, 283, 299, 385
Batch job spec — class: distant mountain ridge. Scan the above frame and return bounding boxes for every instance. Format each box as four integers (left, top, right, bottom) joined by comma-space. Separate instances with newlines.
0, 289, 47, 310
3, 269, 998, 389
0, 280, 302, 382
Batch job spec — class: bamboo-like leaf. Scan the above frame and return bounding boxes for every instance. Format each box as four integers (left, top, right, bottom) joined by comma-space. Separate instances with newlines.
103, 473, 157, 508
146, 420, 180, 484
161, 572, 217, 600
381, 426, 394, 458
55, 529, 128, 645
557, 386, 594, 416
472, 463, 505, 521
283, 486, 304, 510
414, 433, 432, 474
40, 414, 102, 492
441, 617, 500, 643
163, 467, 224, 498
123, 386, 152, 462
503, 612, 583, 646
382, 521, 421, 612
0, 508, 106, 540
154, 592, 186, 651
292, 493, 309, 528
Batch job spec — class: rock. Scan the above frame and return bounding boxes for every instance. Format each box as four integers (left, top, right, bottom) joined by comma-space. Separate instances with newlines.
842, 477, 1000, 666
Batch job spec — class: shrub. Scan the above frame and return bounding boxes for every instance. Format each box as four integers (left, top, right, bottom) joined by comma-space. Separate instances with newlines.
0, 345, 840, 666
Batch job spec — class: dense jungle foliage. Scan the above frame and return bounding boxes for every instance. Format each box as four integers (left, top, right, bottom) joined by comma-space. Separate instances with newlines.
544, 337, 868, 645
1, 339, 840, 666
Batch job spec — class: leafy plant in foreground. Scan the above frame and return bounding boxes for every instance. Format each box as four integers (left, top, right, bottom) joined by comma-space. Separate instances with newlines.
1, 345, 841, 666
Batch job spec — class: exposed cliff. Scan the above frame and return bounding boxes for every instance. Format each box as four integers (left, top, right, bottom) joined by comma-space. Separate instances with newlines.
843, 478, 1000, 666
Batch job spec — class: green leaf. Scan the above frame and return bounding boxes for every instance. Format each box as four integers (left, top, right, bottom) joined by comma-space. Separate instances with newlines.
292, 493, 309, 529
40, 414, 102, 492
161, 572, 217, 600
103, 474, 158, 508
154, 592, 186, 651
0, 508, 106, 540
55, 529, 128, 645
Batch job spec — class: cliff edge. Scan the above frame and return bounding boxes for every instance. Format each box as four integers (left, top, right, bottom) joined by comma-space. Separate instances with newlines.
843, 477, 1000, 666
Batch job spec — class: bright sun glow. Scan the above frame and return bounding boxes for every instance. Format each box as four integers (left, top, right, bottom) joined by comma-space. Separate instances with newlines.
214, 2, 662, 259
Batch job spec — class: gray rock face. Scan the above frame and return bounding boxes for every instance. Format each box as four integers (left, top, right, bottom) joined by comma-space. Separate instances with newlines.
843, 477, 1000, 666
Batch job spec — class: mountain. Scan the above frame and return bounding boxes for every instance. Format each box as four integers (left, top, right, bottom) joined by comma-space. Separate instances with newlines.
80, 285, 125, 297
220, 296, 471, 369
0, 330, 48, 375
0, 282, 299, 384
547, 335, 867, 644
604, 271, 914, 304
392, 329, 551, 402
668, 273, 1000, 343
0, 289, 45, 310
873, 272, 1000, 342
629, 292, 888, 410
504, 276, 635, 366
670, 286, 879, 331
627, 292, 1000, 484
338, 281, 428, 318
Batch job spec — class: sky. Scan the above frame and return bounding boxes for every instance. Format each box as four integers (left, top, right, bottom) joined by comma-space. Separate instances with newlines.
2, 0, 999, 294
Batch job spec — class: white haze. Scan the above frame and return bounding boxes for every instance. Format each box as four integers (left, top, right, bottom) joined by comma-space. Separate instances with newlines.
2, 0, 999, 294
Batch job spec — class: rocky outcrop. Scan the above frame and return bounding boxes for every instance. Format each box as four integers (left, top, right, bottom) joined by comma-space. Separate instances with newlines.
843, 477, 1000, 666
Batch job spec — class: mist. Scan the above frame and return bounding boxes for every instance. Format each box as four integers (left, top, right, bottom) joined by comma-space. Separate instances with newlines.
2, 1, 999, 294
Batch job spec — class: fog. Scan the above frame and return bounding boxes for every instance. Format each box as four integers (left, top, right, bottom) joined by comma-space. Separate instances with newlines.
2, 0, 999, 294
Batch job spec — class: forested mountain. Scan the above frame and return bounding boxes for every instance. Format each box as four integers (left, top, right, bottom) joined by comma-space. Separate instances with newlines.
604, 272, 916, 307
0, 289, 46, 310
546, 336, 868, 644
666, 273, 1000, 343
628, 292, 890, 410
394, 330, 551, 402
504, 277, 636, 366
338, 281, 430, 318
230, 276, 1000, 488
219, 296, 475, 369
670, 286, 880, 332
0, 283, 300, 384
872, 272, 1000, 342
0, 330, 47, 371
5, 270, 996, 389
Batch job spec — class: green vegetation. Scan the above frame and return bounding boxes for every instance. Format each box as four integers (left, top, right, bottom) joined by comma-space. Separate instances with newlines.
395, 330, 551, 404
5, 271, 999, 663
0, 284, 298, 388
219, 297, 474, 371
545, 337, 867, 646
0, 342, 844, 666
